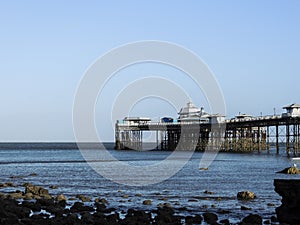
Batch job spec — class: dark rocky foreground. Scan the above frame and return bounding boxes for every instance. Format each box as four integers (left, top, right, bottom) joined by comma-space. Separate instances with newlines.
0, 182, 278, 225
274, 179, 300, 225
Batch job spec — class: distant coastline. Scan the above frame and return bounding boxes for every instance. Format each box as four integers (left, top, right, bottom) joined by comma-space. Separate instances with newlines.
0, 142, 115, 150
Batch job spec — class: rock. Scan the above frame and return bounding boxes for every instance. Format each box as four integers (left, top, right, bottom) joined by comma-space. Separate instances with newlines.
143, 199, 152, 205
76, 194, 91, 202
29, 173, 37, 176
203, 212, 218, 224
22, 201, 42, 212
10, 175, 23, 179
204, 190, 214, 195
95, 198, 108, 205
185, 215, 203, 224
274, 179, 300, 225
56, 194, 67, 202
270, 216, 278, 223
49, 185, 57, 189
220, 219, 230, 225
7, 192, 23, 199
157, 202, 171, 208
242, 214, 262, 225
70, 201, 94, 213
95, 202, 107, 212
155, 206, 181, 224
123, 209, 152, 225
24, 183, 50, 199
23, 193, 33, 200
241, 205, 252, 210
81, 212, 95, 224
36, 198, 55, 207
277, 166, 300, 174
5, 182, 14, 187
237, 191, 256, 200
199, 167, 208, 170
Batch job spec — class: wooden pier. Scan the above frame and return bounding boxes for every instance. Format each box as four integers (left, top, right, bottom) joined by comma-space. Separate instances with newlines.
115, 104, 300, 155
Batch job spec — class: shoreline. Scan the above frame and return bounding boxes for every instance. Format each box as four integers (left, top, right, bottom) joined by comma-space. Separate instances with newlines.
0, 179, 279, 225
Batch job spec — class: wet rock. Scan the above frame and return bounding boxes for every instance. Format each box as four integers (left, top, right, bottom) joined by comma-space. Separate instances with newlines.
10, 175, 23, 179
155, 206, 181, 225
199, 167, 208, 170
63, 214, 80, 225
23, 192, 33, 200
6, 182, 14, 187
237, 191, 256, 200
95, 197, 108, 204
56, 194, 67, 202
204, 190, 214, 195
185, 215, 203, 224
157, 202, 171, 208
0, 192, 6, 199
81, 211, 95, 224
123, 209, 152, 225
95, 202, 107, 212
22, 201, 41, 212
76, 194, 91, 202
270, 216, 278, 223
242, 214, 262, 225
36, 198, 55, 207
143, 199, 152, 205
277, 166, 300, 174
29, 173, 38, 176
7, 191, 23, 199
24, 183, 51, 199
241, 205, 252, 210
220, 219, 230, 225
203, 212, 218, 224
70, 201, 94, 213
49, 185, 57, 189
158, 197, 168, 201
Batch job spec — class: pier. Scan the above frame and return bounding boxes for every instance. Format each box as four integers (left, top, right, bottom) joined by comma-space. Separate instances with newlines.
115, 103, 300, 155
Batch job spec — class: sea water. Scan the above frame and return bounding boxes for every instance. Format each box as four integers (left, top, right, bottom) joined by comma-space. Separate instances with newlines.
0, 144, 296, 222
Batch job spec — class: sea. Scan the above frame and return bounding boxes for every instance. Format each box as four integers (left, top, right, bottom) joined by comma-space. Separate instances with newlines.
0, 143, 298, 223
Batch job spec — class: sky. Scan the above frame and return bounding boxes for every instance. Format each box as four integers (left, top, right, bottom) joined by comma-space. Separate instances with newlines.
0, 0, 299, 141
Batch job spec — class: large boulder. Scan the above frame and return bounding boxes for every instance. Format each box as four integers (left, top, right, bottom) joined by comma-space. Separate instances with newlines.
274, 179, 300, 225
203, 212, 218, 224
242, 214, 262, 225
237, 191, 256, 200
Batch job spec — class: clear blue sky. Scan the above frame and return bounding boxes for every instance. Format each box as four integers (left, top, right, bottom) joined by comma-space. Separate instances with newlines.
0, 1, 299, 141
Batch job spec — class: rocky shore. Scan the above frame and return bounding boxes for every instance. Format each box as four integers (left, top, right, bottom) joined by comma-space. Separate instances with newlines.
0, 180, 280, 225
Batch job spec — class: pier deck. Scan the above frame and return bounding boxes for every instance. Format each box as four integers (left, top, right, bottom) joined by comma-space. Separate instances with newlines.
115, 114, 300, 155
